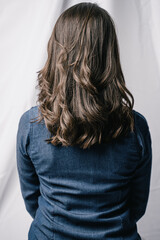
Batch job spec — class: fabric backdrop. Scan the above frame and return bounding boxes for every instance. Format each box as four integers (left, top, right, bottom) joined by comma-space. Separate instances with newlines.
0, 0, 159, 239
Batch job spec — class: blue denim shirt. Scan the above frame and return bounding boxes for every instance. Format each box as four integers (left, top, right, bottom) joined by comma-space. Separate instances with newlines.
16, 106, 152, 240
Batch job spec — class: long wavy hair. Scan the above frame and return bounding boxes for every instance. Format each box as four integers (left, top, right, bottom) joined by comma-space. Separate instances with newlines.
33, 2, 134, 149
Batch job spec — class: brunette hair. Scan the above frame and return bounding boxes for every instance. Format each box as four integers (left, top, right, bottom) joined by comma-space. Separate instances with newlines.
34, 2, 134, 149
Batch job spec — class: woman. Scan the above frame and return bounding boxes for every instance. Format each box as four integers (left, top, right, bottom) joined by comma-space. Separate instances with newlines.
16, 2, 152, 240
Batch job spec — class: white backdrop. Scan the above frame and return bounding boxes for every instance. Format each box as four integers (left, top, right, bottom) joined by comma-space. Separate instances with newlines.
0, 0, 160, 239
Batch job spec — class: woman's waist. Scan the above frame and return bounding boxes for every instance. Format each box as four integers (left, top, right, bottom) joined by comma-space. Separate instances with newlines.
37, 195, 135, 232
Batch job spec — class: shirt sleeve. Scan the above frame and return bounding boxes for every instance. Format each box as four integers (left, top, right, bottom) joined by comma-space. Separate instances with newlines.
130, 111, 152, 222
16, 109, 41, 219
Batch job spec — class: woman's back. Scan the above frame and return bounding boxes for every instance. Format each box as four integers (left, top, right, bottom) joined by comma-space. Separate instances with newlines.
17, 105, 152, 240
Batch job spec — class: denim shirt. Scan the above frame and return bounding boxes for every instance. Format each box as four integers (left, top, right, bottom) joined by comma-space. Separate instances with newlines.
16, 106, 152, 240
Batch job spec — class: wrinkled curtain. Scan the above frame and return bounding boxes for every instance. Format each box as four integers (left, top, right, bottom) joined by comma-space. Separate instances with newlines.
0, 0, 159, 239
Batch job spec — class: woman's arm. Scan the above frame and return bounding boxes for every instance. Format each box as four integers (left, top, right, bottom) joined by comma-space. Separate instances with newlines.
130, 111, 152, 222
16, 110, 41, 219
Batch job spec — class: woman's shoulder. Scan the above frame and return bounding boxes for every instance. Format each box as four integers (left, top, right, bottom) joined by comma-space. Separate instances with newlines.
19, 105, 39, 122
132, 109, 152, 155
17, 106, 41, 137
132, 109, 149, 133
